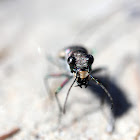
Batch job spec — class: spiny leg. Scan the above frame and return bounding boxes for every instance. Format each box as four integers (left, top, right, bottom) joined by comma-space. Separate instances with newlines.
55, 77, 72, 113
44, 75, 71, 127
63, 78, 76, 114
54, 77, 72, 128
90, 75, 114, 109
90, 75, 115, 133
44, 73, 69, 99
91, 68, 109, 107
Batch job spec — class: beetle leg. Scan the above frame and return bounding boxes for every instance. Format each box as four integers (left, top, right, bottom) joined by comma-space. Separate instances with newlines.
55, 77, 72, 113
44, 73, 69, 99
63, 78, 76, 114
90, 75, 114, 110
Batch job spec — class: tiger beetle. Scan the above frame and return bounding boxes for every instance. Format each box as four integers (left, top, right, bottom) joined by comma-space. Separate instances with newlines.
45, 45, 113, 114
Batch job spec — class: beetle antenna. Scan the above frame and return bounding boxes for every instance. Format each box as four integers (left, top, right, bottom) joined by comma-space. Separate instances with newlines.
90, 75, 114, 109
63, 78, 76, 114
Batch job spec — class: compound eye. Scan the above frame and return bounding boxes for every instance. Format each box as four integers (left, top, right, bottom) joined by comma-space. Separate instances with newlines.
86, 54, 94, 64
67, 56, 76, 66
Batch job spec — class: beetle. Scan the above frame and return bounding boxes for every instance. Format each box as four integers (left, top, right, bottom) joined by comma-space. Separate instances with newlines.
45, 45, 113, 114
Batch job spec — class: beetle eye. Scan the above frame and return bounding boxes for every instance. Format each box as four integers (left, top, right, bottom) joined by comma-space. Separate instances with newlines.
67, 56, 76, 66
86, 54, 94, 64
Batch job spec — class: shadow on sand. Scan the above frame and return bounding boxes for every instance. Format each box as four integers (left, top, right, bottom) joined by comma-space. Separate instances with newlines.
85, 69, 132, 132
59, 68, 132, 133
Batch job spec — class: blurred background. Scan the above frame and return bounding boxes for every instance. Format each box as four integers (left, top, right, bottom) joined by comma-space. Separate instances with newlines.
0, 0, 140, 139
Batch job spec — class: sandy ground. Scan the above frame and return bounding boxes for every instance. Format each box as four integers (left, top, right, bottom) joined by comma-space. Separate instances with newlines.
0, 0, 140, 140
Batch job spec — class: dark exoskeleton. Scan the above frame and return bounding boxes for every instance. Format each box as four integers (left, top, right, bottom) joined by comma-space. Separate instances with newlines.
45, 45, 114, 114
